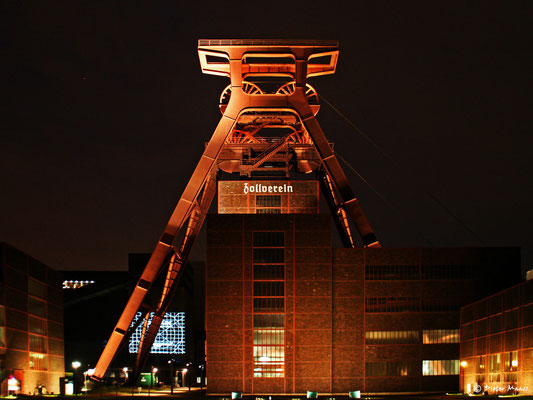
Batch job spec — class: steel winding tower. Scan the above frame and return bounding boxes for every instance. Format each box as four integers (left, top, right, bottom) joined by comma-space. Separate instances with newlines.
90, 39, 381, 383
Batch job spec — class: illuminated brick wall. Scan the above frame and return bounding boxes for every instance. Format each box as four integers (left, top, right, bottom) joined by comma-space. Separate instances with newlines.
0, 243, 64, 395
460, 279, 533, 395
205, 215, 520, 394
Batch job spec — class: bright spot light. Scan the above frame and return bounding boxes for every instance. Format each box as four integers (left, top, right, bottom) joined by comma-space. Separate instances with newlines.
87, 369, 95, 376
460, 361, 467, 367
72, 361, 81, 369
511, 360, 518, 367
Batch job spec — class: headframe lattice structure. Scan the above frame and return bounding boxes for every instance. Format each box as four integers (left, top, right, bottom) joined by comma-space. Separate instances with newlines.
90, 39, 381, 383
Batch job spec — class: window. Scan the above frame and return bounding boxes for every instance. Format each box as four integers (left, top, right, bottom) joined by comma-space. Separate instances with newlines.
253, 232, 284, 247
365, 297, 419, 313
476, 356, 487, 373
490, 314, 503, 334
462, 323, 474, 340
421, 265, 473, 280
256, 195, 281, 214
29, 353, 48, 371
29, 317, 47, 336
256, 195, 281, 207
254, 298, 284, 312
254, 282, 284, 297
523, 303, 533, 326
28, 297, 46, 318
253, 231, 285, 378
365, 361, 417, 376
504, 351, 518, 372
504, 309, 520, 330
490, 353, 501, 372
365, 331, 419, 344
129, 312, 185, 354
423, 329, 460, 344
422, 360, 459, 375
365, 265, 419, 280
476, 319, 488, 337
253, 248, 284, 263
421, 299, 460, 312
29, 334, 47, 353
28, 278, 47, 299
254, 265, 284, 280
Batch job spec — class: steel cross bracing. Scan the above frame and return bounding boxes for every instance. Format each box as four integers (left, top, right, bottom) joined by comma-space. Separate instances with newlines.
90, 39, 380, 383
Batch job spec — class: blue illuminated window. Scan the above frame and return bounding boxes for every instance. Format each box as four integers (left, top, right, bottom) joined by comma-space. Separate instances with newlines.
129, 312, 185, 354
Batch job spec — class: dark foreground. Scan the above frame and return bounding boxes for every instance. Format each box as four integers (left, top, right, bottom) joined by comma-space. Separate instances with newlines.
13, 388, 532, 400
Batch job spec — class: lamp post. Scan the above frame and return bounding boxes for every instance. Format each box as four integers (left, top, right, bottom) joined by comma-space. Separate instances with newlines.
72, 361, 81, 395
182, 368, 187, 390
151, 367, 158, 388
460, 361, 467, 393
168, 360, 175, 394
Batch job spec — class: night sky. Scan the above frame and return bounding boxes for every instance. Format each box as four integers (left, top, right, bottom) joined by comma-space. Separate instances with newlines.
1, 2, 531, 274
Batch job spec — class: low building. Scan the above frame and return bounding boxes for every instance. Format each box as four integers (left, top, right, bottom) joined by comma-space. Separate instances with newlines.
0, 243, 64, 395
460, 278, 533, 395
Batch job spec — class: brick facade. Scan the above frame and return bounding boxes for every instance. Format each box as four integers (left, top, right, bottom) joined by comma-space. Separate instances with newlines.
205, 214, 520, 394
460, 279, 533, 395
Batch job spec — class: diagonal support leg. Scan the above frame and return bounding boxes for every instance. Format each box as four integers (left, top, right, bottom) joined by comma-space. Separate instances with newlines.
131, 172, 217, 382
317, 169, 355, 248
294, 99, 380, 247
91, 116, 234, 381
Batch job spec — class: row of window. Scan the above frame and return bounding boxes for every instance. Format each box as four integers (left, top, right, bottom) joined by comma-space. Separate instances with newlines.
365, 329, 459, 344
476, 372, 518, 384
0, 306, 59, 339
476, 351, 518, 374
365, 265, 473, 280
366, 297, 460, 313
365, 360, 459, 376
253, 232, 285, 378
462, 304, 533, 340
3, 267, 51, 299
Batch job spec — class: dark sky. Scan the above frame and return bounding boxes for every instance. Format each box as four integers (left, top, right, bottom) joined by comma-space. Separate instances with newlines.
1, 2, 531, 274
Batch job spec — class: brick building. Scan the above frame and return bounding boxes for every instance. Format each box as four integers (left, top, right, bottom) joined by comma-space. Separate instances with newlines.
460, 278, 533, 395
0, 243, 64, 395
205, 180, 520, 394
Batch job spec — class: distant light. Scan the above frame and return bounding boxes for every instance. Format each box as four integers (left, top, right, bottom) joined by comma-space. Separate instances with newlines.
152, 367, 158, 373
87, 369, 95, 376
72, 361, 81, 369
258, 356, 271, 362
460, 361, 467, 367
511, 360, 518, 367
123, 367, 128, 372
182, 368, 187, 373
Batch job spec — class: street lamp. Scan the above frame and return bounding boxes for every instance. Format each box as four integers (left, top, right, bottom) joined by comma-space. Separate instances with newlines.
72, 362, 81, 394
182, 368, 188, 391
168, 360, 175, 394
151, 367, 158, 388
460, 361, 467, 394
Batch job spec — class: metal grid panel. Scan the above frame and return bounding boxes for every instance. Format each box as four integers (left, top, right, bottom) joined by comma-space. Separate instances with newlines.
129, 312, 185, 354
